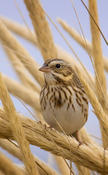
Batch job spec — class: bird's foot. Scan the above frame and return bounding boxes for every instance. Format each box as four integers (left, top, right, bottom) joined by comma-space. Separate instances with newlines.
37, 121, 55, 131
72, 131, 83, 148
37, 121, 42, 125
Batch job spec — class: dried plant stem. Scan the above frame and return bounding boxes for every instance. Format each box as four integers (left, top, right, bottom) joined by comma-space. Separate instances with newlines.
0, 109, 108, 173
3, 75, 40, 112
0, 17, 37, 45
3, 74, 42, 120
0, 139, 59, 175
76, 68, 108, 141
54, 156, 70, 175
0, 139, 22, 161
76, 129, 93, 175
55, 153, 90, 175
89, 0, 108, 149
3, 46, 40, 93
0, 17, 39, 46
89, 0, 106, 104
0, 74, 39, 175
24, 0, 57, 60
0, 151, 25, 175
79, 128, 94, 144
58, 18, 92, 55
104, 58, 108, 72
58, 18, 108, 72
76, 165, 90, 175
0, 19, 43, 85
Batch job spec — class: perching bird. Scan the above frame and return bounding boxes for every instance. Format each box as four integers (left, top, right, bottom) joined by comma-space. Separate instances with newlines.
39, 58, 88, 142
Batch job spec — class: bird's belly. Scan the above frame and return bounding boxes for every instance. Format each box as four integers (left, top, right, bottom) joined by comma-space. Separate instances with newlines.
42, 102, 86, 135
41, 85, 88, 135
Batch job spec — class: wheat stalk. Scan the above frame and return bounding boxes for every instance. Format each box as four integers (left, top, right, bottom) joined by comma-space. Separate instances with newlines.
0, 139, 59, 175
0, 109, 108, 173
0, 151, 25, 175
0, 74, 39, 175
24, 0, 57, 60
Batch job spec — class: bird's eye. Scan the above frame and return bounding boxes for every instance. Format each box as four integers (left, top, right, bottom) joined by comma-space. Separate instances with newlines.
56, 64, 61, 68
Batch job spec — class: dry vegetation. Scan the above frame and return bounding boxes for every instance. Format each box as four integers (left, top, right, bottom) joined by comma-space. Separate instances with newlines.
0, 0, 108, 174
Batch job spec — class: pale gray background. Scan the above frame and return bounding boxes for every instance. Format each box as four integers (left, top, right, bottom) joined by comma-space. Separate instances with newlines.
0, 0, 108, 171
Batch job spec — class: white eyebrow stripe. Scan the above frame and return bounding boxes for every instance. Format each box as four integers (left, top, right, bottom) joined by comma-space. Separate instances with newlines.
49, 60, 64, 66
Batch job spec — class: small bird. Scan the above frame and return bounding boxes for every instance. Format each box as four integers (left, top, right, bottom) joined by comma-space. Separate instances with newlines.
39, 58, 88, 143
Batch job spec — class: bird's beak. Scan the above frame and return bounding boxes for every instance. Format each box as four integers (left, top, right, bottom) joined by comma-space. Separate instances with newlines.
39, 65, 51, 73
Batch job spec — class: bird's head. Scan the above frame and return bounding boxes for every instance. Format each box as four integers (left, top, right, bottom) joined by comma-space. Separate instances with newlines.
39, 58, 73, 85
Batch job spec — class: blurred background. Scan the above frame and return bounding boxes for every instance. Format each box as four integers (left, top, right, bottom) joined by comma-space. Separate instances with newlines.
0, 0, 108, 171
